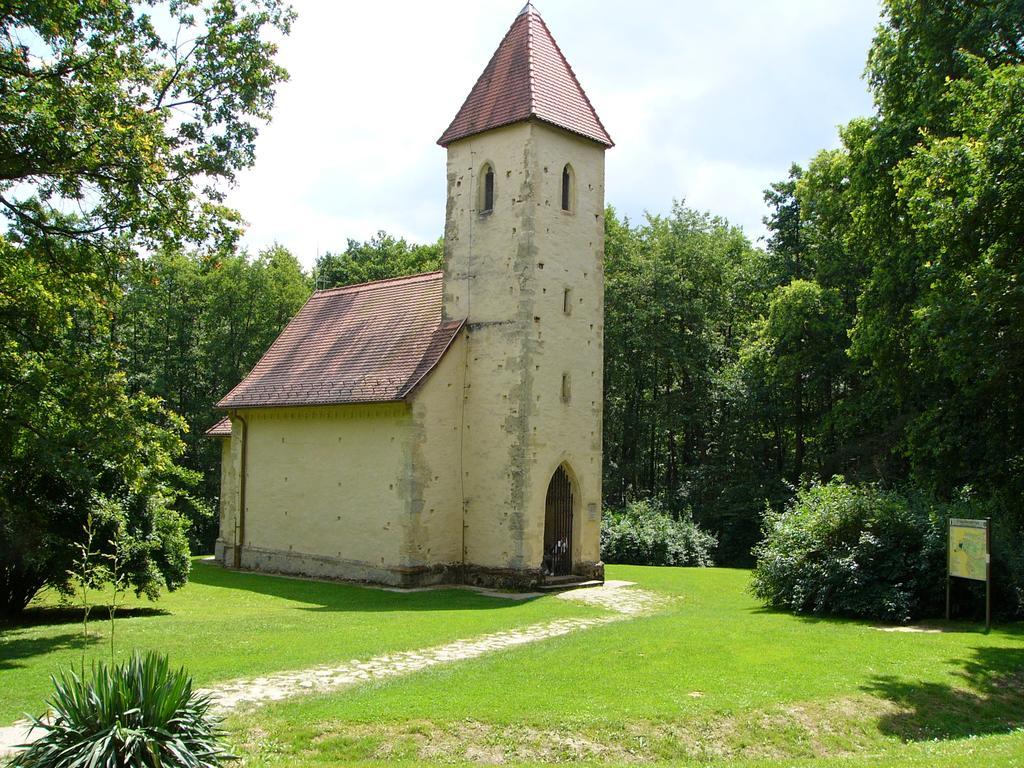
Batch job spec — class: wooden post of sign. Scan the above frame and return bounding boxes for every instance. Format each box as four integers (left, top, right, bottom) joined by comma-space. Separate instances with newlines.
985, 517, 991, 633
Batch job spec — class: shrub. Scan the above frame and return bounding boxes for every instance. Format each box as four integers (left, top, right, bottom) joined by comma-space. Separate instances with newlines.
11, 652, 231, 768
601, 499, 716, 566
960, 495, 1024, 621
754, 480, 1024, 623
752, 479, 955, 624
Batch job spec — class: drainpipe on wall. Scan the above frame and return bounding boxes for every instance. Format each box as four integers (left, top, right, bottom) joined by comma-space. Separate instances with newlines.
233, 410, 249, 569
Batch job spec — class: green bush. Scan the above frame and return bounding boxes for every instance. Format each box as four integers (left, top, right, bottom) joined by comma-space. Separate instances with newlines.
12, 652, 230, 768
966, 496, 1024, 620
750, 479, 1024, 624
751, 480, 946, 623
601, 499, 716, 566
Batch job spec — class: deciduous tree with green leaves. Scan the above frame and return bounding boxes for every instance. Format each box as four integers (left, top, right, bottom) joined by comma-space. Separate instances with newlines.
749, 0, 1024, 615
314, 232, 443, 289
0, 0, 293, 615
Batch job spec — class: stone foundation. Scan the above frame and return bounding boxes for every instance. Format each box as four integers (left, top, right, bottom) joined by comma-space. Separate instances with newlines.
213, 542, 604, 591
574, 560, 606, 582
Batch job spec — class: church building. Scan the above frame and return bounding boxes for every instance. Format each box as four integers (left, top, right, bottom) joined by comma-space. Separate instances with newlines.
208, 3, 613, 588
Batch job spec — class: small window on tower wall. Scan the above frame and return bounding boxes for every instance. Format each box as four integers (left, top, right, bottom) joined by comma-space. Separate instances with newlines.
563, 287, 572, 314
561, 372, 571, 403
561, 164, 574, 212
480, 163, 495, 213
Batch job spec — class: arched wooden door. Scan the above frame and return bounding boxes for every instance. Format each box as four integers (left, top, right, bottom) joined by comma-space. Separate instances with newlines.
543, 466, 574, 576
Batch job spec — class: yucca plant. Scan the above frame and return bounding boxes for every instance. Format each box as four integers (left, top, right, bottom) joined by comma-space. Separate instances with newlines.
11, 652, 231, 768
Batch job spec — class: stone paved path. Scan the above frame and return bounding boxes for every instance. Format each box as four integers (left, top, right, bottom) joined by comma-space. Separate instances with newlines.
203, 581, 662, 713
557, 579, 665, 615
202, 614, 621, 712
0, 582, 663, 757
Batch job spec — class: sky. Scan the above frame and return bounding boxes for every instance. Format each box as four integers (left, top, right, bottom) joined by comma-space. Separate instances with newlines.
227, 1, 884, 268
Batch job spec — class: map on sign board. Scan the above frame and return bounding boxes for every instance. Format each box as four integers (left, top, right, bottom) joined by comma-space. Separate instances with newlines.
949, 518, 988, 582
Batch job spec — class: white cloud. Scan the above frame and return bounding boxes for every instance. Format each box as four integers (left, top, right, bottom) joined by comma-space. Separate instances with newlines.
227, 1, 882, 266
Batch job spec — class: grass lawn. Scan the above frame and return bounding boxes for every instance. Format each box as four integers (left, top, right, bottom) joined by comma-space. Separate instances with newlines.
2, 562, 1022, 766
225, 567, 1024, 767
0, 558, 602, 724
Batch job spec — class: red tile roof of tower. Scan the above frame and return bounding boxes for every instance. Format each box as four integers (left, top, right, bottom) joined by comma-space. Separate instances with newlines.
216, 272, 464, 409
438, 3, 613, 148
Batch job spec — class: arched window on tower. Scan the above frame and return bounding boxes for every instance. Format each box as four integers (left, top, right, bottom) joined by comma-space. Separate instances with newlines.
479, 163, 495, 213
561, 163, 574, 212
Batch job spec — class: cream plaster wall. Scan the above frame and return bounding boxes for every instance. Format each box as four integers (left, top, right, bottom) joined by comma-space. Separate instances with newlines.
443, 119, 605, 575
406, 330, 467, 567
219, 404, 415, 583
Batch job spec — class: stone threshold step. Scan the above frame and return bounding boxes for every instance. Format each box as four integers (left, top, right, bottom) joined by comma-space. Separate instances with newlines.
537, 578, 604, 592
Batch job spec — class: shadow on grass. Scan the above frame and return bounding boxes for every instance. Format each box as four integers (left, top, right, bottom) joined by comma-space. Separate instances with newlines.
187, 560, 540, 613
2, 605, 169, 629
748, 604, 1024, 636
0, 631, 102, 671
864, 646, 1024, 741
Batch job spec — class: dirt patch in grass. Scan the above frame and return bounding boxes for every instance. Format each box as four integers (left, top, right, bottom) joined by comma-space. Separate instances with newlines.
234, 696, 908, 764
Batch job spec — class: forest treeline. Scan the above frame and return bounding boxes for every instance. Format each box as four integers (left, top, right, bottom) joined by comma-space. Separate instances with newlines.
607, 0, 1024, 567
2, 0, 1022, 615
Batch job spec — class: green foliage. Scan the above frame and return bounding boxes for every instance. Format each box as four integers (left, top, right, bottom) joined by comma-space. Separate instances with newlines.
0, 0, 292, 614
746, 279, 847, 484
751, 480, 947, 623
893, 58, 1024, 501
0, 0, 293, 247
0, 233, 193, 617
739, 0, 1024, 596
314, 232, 443, 288
601, 499, 716, 567
762, 163, 811, 284
11, 652, 230, 768
603, 204, 771, 563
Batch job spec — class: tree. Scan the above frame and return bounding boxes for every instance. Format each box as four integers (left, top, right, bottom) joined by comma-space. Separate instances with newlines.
762, 163, 810, 286
894, 58, 1024, 501
745, 0, 1024, 592
0, 0, 293, 248
755, 280, 847, 483
314, 232, 443, 288
601, 204, 772, 562
0, 230, 193, 615
0, 0, 293, 615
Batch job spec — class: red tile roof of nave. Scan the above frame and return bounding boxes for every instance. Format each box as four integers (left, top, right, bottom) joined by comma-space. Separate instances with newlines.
437, 3, 613, 148
216, 272, 464, 409
205, 416, 232, 437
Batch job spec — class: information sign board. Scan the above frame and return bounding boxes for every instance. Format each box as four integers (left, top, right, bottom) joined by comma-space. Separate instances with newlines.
948, 518, 988, 581
946, 517, 991, 630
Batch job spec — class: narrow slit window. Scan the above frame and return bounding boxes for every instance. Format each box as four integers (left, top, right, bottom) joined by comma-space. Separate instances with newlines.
480, 163, 495, 213
561, 164, 574, 211
563, 287, 572, 314
561, 372, 571, 403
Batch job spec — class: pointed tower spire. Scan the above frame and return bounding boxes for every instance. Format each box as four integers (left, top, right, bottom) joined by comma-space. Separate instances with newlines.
438, 5, 612, 147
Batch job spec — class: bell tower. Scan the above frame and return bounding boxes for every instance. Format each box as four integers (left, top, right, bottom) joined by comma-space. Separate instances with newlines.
439, 3, 612, 583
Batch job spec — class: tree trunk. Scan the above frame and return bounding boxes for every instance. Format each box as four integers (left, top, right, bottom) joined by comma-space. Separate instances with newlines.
0, 563, 45, 618
794, 372, 805, 482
